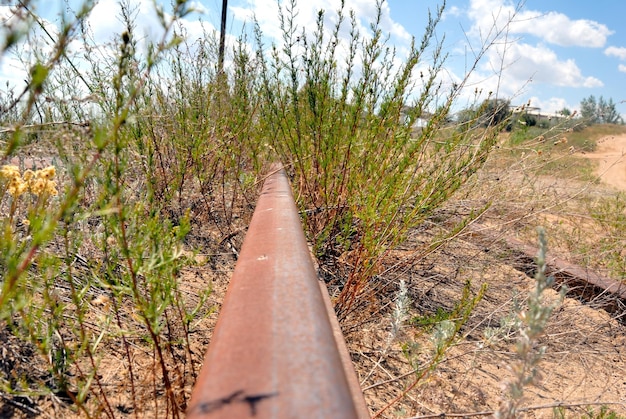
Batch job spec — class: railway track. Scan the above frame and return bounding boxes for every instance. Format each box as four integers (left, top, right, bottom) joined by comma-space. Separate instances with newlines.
467, 224, 626, 319
187, 164, 369, 418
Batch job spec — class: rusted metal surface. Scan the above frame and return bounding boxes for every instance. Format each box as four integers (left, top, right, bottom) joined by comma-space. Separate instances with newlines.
467, 225, 626, 310
187, 164, 369, 418
318, 280, 371, 419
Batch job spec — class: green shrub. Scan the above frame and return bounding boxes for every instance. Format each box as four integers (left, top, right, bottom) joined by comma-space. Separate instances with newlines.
0, 1, 212, 416
519, 113, 537, 127
256, 0, 503, 315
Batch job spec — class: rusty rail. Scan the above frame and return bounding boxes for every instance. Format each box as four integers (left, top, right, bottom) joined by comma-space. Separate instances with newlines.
187, 165, 370, 418
467, 224, 626, 313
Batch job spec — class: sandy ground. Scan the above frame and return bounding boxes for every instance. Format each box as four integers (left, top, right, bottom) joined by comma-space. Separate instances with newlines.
354, 229, 626, 418
2, 131, 625, 418
585, 134, 626, 191
353, 133, 626, 417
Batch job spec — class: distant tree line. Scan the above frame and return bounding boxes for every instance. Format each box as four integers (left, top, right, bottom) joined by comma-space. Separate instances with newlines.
456, 98, 511, 128
579, 95, 623, 125
456, 94, 623, 130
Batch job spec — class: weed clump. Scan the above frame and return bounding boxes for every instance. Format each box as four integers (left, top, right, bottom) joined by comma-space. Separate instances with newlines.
256, 0, 505, 320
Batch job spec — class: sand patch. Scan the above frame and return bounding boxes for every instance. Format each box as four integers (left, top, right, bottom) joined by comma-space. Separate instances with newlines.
585, 134, 626, 191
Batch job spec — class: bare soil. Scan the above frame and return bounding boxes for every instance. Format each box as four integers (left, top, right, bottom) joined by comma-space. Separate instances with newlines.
585, 134, 626, 191
351, 223, 626, 418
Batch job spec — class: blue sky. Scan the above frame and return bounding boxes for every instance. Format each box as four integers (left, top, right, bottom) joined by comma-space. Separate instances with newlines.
1, 0, 625, 117
385, 0, 626, 114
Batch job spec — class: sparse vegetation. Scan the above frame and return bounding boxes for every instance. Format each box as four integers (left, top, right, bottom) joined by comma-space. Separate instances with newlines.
1, 0, 625, 418
496, 228, 566, 419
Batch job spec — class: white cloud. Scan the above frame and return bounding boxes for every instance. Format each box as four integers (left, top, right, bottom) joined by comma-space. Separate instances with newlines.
476, 41, 602, 99
84, 0, 214, 47
444, 5, 462, 19
468, 0, 612, 48
230, 0, 282, 40
0, 5, 63, 56
228, 0, 417, 94
0, 1, 217, 95
187, 1, 209, 16
81, 0, 219, 65
605, 46, 626, 60
458, 0, 607, 110
0, 6, 34, 51
86, 0, 171, 45
0, 6, 65, 93
619, 64, 626, 73
510, 11, 611, 48
0, 54, 28, 90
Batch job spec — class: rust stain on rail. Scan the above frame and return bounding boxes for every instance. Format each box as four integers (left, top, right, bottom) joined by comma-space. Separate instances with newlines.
187, 164, 369, 418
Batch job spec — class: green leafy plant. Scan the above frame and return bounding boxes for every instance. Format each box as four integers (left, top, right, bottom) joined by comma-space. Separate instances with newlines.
0, 1, 216, 416
256, 0, 505, 318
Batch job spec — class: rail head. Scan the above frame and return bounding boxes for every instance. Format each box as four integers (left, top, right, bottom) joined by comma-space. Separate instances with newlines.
187, 165, 369, 418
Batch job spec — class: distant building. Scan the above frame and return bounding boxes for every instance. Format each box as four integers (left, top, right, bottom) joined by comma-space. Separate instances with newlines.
509, 105, 566, 126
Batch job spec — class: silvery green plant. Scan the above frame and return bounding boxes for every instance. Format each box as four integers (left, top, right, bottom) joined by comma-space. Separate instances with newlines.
361, 279, 410, 384
496, 227, 566, 419
390, 279, 410, 338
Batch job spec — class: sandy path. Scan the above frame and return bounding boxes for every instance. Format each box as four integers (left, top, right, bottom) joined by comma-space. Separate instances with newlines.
584, 134, 626, 191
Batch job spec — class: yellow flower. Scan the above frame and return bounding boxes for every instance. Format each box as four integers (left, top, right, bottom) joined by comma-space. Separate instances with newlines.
7, 177, 27, 197
45, 180, 58, 196
0, 165, 20, 181
30, 178, 45, 195
38, 166, 55, 180
1, 164, 57, 197
23, 166, 58, 196
1, 165, 27, 197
